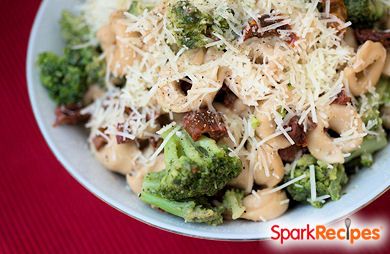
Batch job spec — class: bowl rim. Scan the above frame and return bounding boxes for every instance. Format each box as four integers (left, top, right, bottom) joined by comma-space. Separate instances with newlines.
26, 0, 390, 242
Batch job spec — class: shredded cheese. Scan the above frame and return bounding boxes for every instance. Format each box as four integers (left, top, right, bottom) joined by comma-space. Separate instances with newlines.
148, 126, 180, 161
280, 199, 290, 205
80, 0, 363, 204
309, 165, 317, 202
263, 174, 307, 195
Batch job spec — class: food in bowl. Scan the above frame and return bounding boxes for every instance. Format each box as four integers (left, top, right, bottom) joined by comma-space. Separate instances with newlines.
36, 0, 390, 225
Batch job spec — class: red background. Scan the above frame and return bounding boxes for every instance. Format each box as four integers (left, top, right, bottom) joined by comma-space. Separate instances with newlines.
0, 0, 389, 253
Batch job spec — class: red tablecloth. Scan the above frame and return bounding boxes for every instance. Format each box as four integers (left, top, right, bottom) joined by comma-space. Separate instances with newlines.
0, 0, 389, 253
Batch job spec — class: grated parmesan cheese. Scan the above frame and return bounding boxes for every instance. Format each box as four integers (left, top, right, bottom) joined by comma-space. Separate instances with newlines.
80, 0, 362, 203
148, 125, 180, 161
280, 199, 290, 205
309, 165, 317, 202
263, 174, 307, 195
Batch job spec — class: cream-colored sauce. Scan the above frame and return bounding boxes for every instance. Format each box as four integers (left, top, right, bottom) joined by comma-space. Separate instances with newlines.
343, 28, 358, 50
97, 11, 142, 77
228, 158, 253, 194
126, 154, 165, 194
241, 189, 289, 221
253, 145, 284, 188
83, 85, 105, 105
383, 52, 390, 77
94, 136, 142, 175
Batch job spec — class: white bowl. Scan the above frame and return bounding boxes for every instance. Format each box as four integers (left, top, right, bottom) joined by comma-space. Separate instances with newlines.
26, 0, 390, 240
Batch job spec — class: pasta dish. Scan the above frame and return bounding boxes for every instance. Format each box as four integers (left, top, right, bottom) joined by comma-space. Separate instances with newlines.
37, 0, 390, 225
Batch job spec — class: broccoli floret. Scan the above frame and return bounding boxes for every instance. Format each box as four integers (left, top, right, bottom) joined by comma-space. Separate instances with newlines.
346, 85, 389, 167
345, 0, 386, 27
277, 107, 288, 118
38, 48, 105, 105
37, 11, 106, 105
211, 15, 230, 35
222, 189, 245, 220
37, 52, 86, 105
64, 47, 93, 68
347, 130, 387, 167
166, 0, 230, 49
64, 43, 106, 85
286, 155, 348, 208
128, 0, 155, 16
167, 0, 211, 49
360, 94, 383, 131
142, 128, 242, 200
250, 115, 261, 129
377, 76, 390, 104
140, 127, 241, 225
139, 191, 223, 225
379, 77, 390, 128
60, 11, 91, 46
85, 54, 106, 86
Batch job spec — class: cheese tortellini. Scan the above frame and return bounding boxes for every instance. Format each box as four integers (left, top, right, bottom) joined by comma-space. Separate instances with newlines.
156, 47, 225, 113
344, 41, 387, 96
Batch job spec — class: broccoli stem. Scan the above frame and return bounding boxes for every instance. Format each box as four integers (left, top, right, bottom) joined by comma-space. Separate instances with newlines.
177, 131, 205, 165
139, 192, 223, 225
222, 189, 245, 220
164, 135, 180, 166
141, 170, 164, 194
196, 136, 225, 156
162, 128, 205, 165
140, 191, 193, 218
345, 0, 386, 27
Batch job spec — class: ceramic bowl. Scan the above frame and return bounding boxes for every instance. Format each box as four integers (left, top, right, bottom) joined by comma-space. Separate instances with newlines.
26, 0, 390, 240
